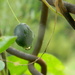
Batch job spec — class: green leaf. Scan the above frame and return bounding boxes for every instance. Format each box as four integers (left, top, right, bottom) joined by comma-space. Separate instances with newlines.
35, 53, 65, 75
7, 55, 28, 75
0, 36, 17, 53
0, 60, 5, 71
25, 53, 65, 75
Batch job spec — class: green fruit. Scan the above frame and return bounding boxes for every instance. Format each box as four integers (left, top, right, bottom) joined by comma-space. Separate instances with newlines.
14, 23, 34, 50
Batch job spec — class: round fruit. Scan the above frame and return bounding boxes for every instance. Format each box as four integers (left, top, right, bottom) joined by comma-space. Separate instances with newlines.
14, 23, 34, 50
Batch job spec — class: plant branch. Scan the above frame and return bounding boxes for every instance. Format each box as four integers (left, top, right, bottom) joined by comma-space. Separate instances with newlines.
46, 0, 75, 14
28, 65, 43, 75
6, 47, 47, 75
54, 0, 75, 29
41, 0, 75, 29
28, 1, 48, 75
32, 2, 48, 55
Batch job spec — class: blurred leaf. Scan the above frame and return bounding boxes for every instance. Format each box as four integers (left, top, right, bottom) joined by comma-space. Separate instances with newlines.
7, 55, 28, 75
0, 36, 17, 53
0, 60, 5, 71
35, 53, 65, 75
25, 53, 65, 75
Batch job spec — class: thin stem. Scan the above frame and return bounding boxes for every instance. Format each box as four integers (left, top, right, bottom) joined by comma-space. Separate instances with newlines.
42, 0, 55, 12
7, 0, 20, 24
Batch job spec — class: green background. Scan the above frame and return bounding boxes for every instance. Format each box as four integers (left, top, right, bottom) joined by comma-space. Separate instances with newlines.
0, 0, 75, 75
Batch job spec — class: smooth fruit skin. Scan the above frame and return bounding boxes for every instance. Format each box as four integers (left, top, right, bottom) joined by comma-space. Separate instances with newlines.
14, 23, 34, 49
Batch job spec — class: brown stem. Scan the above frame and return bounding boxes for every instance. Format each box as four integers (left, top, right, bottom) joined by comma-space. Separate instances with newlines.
54, 0, 75, 29
28, 1, 48, 75
6, 47, 47, 75
46, 0, 75, 14
32, 2, 48, 55
28, 65, 43, 75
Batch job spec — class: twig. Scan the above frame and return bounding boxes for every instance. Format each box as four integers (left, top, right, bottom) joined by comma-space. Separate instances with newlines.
28, 1, 48, 75
54, 0, 75, 29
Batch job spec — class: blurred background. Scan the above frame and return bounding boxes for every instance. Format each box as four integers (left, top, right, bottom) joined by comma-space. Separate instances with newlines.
0, 0, 75, 75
